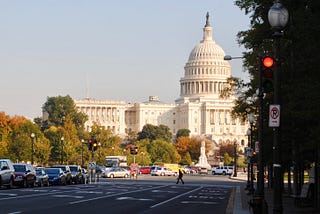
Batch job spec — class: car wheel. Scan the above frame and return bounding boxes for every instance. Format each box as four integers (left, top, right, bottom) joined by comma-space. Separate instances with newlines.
38, 180, 43, 187
23, 179, 28, 188
110, 174, 114, 178
124, 174, 129, 178
7, 177, 13, 189
222, 171, 226, 176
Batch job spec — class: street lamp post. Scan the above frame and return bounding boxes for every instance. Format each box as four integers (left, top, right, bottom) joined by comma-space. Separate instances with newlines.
233, 139, 238, 177
81, 139, 84, 167
30, 133, 35, 165
60, 136, 64, 164
246, 128, 251, 190
249, 114, 255, 195
268, 1, 289, 213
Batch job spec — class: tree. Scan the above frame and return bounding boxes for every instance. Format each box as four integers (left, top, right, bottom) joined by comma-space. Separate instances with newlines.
176, 129, 191, 139
41, 95, 87, 134
148, 139, 180, 164
234, 0, 320, 207
8, 116, 50, 164
137, 124, 172, 142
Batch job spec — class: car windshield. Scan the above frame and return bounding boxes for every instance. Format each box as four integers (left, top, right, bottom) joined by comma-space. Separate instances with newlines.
69, 166, 78, 172
13, 165, 26, 172
44, 168, 60, 174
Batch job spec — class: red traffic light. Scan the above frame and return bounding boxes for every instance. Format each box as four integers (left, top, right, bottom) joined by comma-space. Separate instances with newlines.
262, 56, 274, 68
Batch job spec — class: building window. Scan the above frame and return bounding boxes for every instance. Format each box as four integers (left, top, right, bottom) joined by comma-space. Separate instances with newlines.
173, 120, 176, 124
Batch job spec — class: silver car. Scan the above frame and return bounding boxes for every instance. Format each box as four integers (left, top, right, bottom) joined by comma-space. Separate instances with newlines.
104, 167, 130, 178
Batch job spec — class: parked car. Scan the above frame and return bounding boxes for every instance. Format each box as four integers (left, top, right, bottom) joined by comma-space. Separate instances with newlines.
150, 166, 168, 176
212, 166, 234, 175
69, 165, 85, 184
103, 167, 130, 178
0, 159, 15, 188
138, 166, 151, 174
51, 165, 72, 184
35, 168, 49, 187
44, 168, 67, 185
13, 163, 36, 187
199, 167, 209, 175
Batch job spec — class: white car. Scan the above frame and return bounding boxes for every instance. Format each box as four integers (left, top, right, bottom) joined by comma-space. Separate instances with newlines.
212, 166, 234, 175
150, 166, 167, 176
103, 167, 130, 178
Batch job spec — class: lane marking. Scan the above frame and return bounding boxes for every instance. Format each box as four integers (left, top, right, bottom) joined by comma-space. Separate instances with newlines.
69, 185, 167, 205
150, 186, 203, 208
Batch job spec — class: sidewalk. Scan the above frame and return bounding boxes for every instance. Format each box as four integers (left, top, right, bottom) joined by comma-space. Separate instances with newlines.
231, 172, 319, 214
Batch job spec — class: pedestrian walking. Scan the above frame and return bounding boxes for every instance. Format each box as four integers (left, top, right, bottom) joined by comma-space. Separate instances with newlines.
176, 169, 184, 184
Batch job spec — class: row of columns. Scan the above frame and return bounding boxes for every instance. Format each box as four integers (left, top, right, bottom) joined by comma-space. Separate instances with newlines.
180, 80, 226, 95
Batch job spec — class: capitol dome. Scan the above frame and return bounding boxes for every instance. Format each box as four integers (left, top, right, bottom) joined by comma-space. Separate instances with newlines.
176, 13, 231, 104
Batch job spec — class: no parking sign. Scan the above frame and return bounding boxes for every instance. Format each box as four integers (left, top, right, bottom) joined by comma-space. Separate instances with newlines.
269, 105, 280, 127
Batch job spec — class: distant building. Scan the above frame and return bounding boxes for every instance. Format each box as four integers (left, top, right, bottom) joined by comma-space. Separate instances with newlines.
74, 14, 248, 160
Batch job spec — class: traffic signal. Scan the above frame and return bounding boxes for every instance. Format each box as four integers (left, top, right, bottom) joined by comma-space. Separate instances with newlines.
93, 139, 98, 151
88, 139, 93, 150
130, 146, 138, 155
261, 56, 275, 93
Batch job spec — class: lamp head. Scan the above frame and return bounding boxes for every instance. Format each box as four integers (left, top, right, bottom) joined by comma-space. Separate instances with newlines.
268, 0, 289, 31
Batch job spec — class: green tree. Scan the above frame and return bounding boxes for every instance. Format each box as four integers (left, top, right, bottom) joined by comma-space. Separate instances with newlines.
137, 124, 172, 142
148, 139, 180, 164
176, 129, 191, 139
41, 95, 87, 135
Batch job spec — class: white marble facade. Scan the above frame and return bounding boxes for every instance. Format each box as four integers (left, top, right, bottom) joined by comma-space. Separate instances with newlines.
74, 14, 248, 151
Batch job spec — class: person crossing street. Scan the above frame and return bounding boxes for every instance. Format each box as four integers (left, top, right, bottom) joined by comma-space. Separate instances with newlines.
176, 169, 184, 184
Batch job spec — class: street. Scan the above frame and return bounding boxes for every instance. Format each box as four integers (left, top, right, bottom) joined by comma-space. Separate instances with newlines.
0, 174, 244, 214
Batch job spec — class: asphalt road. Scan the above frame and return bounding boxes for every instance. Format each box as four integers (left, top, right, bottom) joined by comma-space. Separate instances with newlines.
0, 174, 244, 214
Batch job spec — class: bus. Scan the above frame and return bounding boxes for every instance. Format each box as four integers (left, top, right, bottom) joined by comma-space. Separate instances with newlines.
105, 156, 127, 169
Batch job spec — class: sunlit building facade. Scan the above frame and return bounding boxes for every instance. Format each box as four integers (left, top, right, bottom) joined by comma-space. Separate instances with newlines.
74, 14, 248, 154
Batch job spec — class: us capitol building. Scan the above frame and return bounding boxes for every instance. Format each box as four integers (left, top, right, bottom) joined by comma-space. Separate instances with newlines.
74, 14, 248, 153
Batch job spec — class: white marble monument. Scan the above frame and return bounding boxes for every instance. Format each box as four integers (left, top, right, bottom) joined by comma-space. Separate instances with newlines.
195, 140, 211, 169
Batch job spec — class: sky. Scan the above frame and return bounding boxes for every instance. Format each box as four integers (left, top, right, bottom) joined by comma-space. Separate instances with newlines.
0, 0, 251, 119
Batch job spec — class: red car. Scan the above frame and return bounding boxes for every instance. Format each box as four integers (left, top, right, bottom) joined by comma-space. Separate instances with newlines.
13, 164, 36, 187
138, 166, 151, 174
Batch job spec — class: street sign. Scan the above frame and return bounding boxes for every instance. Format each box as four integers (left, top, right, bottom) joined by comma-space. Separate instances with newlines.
269, 104, 280, 127
88, 162, 96, 170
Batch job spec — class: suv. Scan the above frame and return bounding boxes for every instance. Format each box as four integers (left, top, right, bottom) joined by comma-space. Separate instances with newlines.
52, 165, 72, 184
13, 163, 37, 187
212, 166, 234, 175
0, 159, 15, 188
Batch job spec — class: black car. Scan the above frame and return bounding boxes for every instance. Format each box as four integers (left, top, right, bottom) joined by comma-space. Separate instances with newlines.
44, 168, 66, 185
51, 165, 72, 184
69, 165, 85, 184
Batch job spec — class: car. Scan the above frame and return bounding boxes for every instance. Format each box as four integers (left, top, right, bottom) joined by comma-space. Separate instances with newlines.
0, 159, 15, 189
138, 166, 151, 174
69, 165, 85, 184
199, 167, 209, 174
103, 167, 130, 178
51, 165, 72, 184
13, 163, 36, 188
44, 168, 67, 185
150, 166, 167, 176
35, 168, 50, 187
165, 169, 177, 176
212, 166, 234, 175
